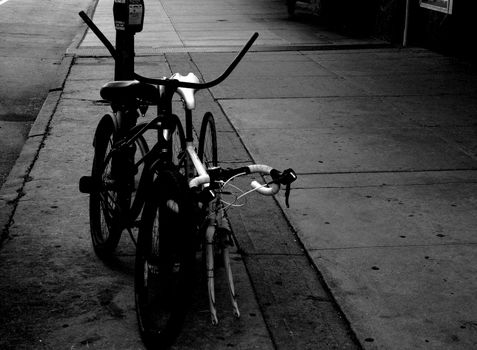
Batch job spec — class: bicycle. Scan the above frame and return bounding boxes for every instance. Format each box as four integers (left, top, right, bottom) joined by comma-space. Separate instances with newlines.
78, 11, 297, 349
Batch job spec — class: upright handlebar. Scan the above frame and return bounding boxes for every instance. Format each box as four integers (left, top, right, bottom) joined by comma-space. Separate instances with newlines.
78, 11, 258, 90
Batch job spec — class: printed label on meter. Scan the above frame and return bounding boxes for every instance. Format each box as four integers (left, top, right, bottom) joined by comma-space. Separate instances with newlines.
129, 4, 143, 25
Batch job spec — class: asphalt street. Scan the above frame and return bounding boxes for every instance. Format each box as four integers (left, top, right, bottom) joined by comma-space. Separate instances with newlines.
0, 0, 92, 187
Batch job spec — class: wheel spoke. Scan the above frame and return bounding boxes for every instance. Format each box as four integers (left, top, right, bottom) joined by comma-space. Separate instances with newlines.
89, 116, 149, 257
198, 112, 218, 169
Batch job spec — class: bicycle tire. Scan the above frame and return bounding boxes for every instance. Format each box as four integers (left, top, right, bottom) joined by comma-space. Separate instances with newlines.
135, 170, 195, 349
197, 112, 221, 272
170, 114, 186, 175
90, 115, 148, 257
198, 112, 218, 168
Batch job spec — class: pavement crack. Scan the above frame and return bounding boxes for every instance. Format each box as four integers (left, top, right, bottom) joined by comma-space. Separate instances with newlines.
308, 242, 477, 251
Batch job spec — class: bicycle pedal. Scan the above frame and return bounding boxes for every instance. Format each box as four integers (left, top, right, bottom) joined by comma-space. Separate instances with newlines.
166, 200, 180, 214
79, 176, 99, 193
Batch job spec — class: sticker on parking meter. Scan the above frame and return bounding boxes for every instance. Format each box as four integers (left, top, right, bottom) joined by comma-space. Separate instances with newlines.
129, 4, 143, 25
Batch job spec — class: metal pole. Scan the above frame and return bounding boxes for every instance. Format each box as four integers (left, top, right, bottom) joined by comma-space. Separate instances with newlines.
403, 0, 410, 47
114, 31, 135, 80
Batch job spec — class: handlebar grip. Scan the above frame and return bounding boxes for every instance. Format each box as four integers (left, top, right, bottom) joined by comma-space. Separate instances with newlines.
248, 165, 297, 197
248, 164, 280, 196
250, 180, 280, 196
200, 32, 258, 89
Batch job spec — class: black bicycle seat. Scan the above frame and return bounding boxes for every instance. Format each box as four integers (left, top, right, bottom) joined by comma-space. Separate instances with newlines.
100, 80, 158, 104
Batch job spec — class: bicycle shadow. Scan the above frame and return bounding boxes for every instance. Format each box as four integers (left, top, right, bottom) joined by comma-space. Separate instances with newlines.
94, 232, 137, 277
172, 251, 273, 349
93, 232, 271, 349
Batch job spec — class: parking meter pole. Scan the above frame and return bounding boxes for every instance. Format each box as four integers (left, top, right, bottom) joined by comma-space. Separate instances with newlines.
114, 32, 135, 80
113, 0, 144, 80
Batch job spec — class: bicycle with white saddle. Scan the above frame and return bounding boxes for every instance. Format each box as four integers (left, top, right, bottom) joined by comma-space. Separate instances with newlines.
78, 11, 297, 350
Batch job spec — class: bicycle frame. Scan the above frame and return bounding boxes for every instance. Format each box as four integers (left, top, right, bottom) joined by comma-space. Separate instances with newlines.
107, 105, 182, 235
180, 129, 240, 324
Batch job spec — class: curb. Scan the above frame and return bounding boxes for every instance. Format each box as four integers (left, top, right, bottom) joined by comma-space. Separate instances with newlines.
0, 56, 74, 246
0, 0, 99, 247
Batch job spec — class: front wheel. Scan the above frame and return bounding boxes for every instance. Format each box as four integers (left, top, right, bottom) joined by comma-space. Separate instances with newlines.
198, 112, 218, 169
170, 114, 186, 174
135, 170, 195, 348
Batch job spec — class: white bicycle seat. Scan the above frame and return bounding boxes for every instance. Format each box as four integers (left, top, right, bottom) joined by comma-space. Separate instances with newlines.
171, 72, 200, 110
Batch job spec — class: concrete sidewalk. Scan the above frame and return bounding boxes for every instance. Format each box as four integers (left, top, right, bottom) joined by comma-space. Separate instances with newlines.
75, 0, 387, 53
1, 0, 477, 349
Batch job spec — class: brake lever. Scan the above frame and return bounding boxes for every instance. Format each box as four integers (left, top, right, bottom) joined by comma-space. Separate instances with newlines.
282, 169, 297, 208
269, 168, 297, 208
279, 168, 297, 185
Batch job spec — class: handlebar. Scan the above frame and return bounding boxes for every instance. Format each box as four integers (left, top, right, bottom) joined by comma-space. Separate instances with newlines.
78, 11, 258, 90
248, 165, 281, 196
197, 165, 297, 206
247, 165, 297, 197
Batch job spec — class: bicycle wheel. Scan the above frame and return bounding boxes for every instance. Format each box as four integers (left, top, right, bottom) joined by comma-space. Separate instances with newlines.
90, 115, 148, 257
135, 170, 195, 348
170, 114, 186, 175
198, 112, 218, 168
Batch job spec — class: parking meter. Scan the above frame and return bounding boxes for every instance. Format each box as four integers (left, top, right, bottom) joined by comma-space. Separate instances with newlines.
113, 0, 144, 79
113, 0, 145, 33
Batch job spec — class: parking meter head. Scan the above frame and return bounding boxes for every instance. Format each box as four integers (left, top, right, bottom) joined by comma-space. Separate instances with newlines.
113, 0, 145, 33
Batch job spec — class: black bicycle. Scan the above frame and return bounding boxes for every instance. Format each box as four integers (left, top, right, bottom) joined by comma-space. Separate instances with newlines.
78, 11, 297, 349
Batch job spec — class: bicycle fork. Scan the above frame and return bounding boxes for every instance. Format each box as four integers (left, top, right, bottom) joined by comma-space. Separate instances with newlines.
205, 206, 240, 325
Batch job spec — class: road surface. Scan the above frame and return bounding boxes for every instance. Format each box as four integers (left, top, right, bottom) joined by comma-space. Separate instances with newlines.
0, 0, 92, 187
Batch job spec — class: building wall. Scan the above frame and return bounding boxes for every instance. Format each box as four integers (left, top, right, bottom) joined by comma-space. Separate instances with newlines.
374, 0, 406, 43
319, 0, 379, 36
318, 0, 475, 56
412, 1, 475, 56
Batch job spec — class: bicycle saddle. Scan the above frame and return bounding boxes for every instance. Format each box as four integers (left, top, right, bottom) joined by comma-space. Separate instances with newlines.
100, 80, 158, 104
171, 72, 200, 110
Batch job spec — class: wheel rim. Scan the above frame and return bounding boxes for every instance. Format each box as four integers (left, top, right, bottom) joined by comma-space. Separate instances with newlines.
100, 138, 114, 241
199, 113, 217, 168
172, 128, 184, 167
202, 127, 216, 168
170, 115, 186, 176
92, 134, 120, 245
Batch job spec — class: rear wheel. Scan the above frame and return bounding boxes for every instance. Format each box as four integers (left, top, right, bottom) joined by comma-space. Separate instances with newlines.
170, 114, 186, 175
198, 112, 218, 169
90, 115, 148, 257
135, 170, 195, 348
